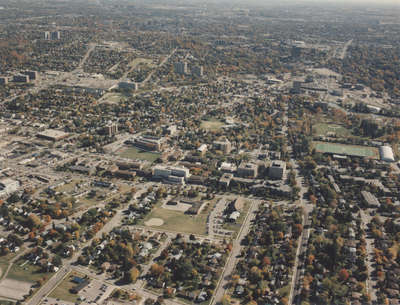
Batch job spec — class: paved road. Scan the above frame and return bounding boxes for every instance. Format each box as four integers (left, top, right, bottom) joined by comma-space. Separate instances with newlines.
360, 210, 377, 303
26, 266, 69, 305
287, 159, 313, 305
339, 39, 353, 60
210, 200, 261, 305
76, 43, 97, 70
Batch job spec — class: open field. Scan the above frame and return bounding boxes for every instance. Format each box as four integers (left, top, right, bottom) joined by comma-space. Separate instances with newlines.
7, 259, 52, 283
142, 200, 216, 235
101, 92, 127, 104
118, 147, 160, 163
313, 141, 379, 158
49, 272, 83, 303
55, 179, 84, 193
0, 279, 32, 301
200, 119, 225, 131
0, 300, 15, 305
128, 58, 154, 68
0, 251, 22, 281
313, 123, 352, 137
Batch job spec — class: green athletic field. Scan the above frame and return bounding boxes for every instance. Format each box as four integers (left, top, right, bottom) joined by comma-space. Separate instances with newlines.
313, 141, 379, 158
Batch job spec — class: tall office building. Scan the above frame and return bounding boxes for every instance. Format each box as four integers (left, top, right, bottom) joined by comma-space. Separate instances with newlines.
44, 31, 61, 40
192, 65, 204, 77
174, 62, 188, 75
51, 31, 61, 40
104, 122, 118, 137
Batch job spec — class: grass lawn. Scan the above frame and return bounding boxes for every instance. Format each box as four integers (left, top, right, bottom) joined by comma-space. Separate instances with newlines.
7, 259, 52, 283
0, 301, 15, 305
0, 251, 22, 280
49, 272, 84, 303
200, 119, 224, 131
77, 197, 101, 207
313, 141, 379, 158
142, 200, 216, 235
279, 284, 291, 297
128, 58, 154, 68
313, 123, 352, 137
102, 92, 127, 104
118, 147, 160, 163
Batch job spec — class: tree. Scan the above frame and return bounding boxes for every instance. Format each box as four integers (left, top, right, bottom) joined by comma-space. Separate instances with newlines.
27, 214, 41, 229
52, 255, 62, 267
293, 223, 303, 238
338, 268, 349, 282
151, 263, 164, 277
249, 266, 262, 283
262, 256, 271, 266
221, 294, 231, 305
125, 267, 140, 283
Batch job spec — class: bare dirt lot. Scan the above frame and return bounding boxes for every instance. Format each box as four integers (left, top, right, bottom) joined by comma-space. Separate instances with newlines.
161, 201, 192, 212
0, 278, 32, 300
144, 218, 164, 226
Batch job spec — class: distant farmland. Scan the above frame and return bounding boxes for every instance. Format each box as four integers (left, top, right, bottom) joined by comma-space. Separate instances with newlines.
313, 141, 379, 159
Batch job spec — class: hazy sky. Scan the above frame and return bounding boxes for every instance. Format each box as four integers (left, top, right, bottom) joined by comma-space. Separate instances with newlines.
229, 0, 400, 5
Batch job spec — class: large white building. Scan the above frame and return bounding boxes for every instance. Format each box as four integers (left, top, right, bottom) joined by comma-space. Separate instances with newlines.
380, 146, 395, 162
0, 178, 19, 198
153, 166, 190, 179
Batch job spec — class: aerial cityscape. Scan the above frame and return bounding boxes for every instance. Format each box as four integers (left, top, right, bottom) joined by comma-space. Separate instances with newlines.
0, 0, 400, 305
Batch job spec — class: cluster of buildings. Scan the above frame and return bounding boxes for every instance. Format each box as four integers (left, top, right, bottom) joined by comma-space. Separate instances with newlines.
44, 31, 61, 40
174, 62, 204, 77
0, 71, 39, 85
153, 165, 190, 185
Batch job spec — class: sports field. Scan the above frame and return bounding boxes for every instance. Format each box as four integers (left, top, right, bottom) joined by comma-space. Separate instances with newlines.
313, 141, 379, 158
118, 147, 160, 163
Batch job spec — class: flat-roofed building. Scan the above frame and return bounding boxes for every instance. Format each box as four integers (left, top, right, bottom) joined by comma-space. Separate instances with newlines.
23, 71, 38, 81
361, 190, 380, 208
213, 139, 232, 154
380, 145, 395, 162
192, 66, 204, 77
153, 165, 190, 185
37, 129, 69, 141
0, 77, 8, 85
13, 74, 29, 83
104, 122, 118, 137
237, 162, 258, 178
219, 173, 233, 187
197, 144, 207, 156
219, 162, 237, 173
174, 62, 188, 75
0, 178, 19, 197
134, 136, 163, 151
268, 160, 286, 179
